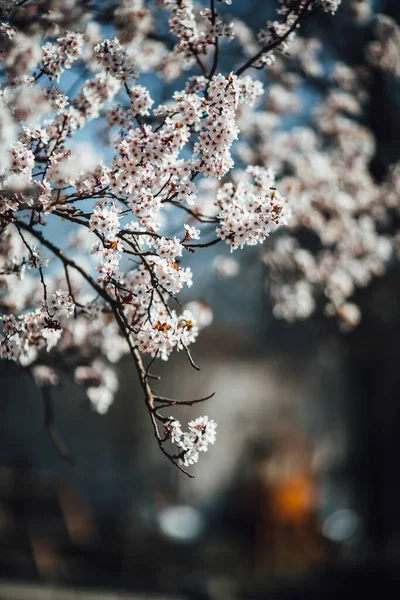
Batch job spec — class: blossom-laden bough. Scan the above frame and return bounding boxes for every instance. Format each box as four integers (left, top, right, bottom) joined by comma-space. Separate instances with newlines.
0, 0, 341, 474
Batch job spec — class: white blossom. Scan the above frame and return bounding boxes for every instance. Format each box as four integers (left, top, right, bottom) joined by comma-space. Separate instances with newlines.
216, 166, 290, 249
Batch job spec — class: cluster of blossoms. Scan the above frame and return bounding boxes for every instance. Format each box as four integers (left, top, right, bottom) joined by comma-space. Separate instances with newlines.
20, 126, 49, 147
193, 73, 263, 179
88, 202, 122, 281
75, 360, 119, 415
1, 285, 75, 364
0, 0, 347, 471
138, 309, 198, 361
321, 0, 342, 14
216, 166, 290, 249
255, 0, 312, 70
1, 309, 63, 365
94, 37, 138, 83
230, 7, 400, 330
167, 416, 217, 467
75, 72, 121, 120
165, 0, 233, 70
10, 141, 35, 178
195, 73, 240, 178
48, 289, 75, 318
42, 32, 84, 82
89, 202, 121, 240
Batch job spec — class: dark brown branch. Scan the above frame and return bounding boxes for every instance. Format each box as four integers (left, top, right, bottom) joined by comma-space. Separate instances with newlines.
14, 222, 50, 313
182, 343, 200, 371
235, 0, 315, 76
183, 237, 221, 249
155, 391, 215, 408
14, 217, 111, 302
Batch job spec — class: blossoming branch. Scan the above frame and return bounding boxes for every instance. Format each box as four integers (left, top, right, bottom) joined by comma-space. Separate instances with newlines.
0, 0, 341, 473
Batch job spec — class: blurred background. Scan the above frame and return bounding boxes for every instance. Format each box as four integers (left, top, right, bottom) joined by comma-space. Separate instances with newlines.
2, 0, 400, 598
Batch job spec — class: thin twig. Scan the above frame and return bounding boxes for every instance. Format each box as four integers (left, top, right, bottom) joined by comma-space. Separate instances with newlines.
235, 0, 315, 76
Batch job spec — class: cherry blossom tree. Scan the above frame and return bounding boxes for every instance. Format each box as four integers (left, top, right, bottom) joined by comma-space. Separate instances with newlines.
0, 0, 348, 474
